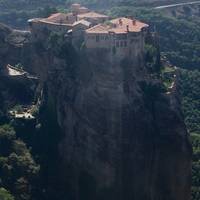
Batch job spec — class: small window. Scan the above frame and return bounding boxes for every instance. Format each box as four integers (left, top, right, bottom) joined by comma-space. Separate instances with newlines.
112, 46, 116, 54
120, 41, 123, 47
116, 41, 119, 47
124, 41, 127, 47
96, 35, 100, 42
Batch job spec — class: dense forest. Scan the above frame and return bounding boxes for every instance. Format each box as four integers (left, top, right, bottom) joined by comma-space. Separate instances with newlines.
179, 70, 200, 135
0, 0, 200, 199
178, 69, 200, 199
0, 125, 39, 200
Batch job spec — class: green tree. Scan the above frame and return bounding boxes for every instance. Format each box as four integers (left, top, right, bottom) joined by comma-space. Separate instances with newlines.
0, 188, 14, 200
0, 125, 40, 200
179, 69, 200, 134
191, 134, 200, 200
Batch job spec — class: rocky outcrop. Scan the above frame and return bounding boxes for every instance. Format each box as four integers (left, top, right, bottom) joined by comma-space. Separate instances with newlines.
0, 23, 31, 70
0, 23, 192, 200
52, 51, 191, 200
0, 69, 38, 112
0, 24, 38, 113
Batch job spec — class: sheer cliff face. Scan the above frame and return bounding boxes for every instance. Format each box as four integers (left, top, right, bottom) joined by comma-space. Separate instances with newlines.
0, 25, 191, 200
45, 49, 191, 200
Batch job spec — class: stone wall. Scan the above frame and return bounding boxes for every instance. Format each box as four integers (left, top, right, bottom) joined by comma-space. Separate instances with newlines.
72, 24, 89, 48
85, 31, 145, 64
29, 20, 72, 40
85, 33, 111, 49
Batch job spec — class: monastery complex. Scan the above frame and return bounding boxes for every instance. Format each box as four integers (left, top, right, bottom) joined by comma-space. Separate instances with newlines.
28, 3, 149, 61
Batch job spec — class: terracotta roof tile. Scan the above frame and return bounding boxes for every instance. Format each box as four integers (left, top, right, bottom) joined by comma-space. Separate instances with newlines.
86, 24, 110, 33
86, 17, 149, 34
39, 13, 76, 25
44, 13, 71, 23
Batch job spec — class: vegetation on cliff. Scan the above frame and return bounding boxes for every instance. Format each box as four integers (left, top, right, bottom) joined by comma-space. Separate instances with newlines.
179, 69, 200, 200
179, 69, 200, 135
191, 134, 200, 200
0, 188, 14, 200
0, 124, 39, 200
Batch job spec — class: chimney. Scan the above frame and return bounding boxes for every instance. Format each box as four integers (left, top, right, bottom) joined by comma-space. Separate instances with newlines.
132, 19, 136, 25
126, 25, 129, 32
119, 19, 123, 26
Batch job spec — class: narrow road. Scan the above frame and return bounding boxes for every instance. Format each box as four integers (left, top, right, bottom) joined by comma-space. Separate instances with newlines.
154, 1, 200, 9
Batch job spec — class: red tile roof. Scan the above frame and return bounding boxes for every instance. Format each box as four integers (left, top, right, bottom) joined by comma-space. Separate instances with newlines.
86, 17, 149, 34
44, 13, 73, 24
28, 13, 74, 25
86, 24, 109, 33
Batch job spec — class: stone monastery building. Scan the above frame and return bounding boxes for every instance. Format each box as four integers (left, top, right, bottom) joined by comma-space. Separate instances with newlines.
28, 3, 149, 61
85, 17, 149, 60
28, 4, 109, 39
